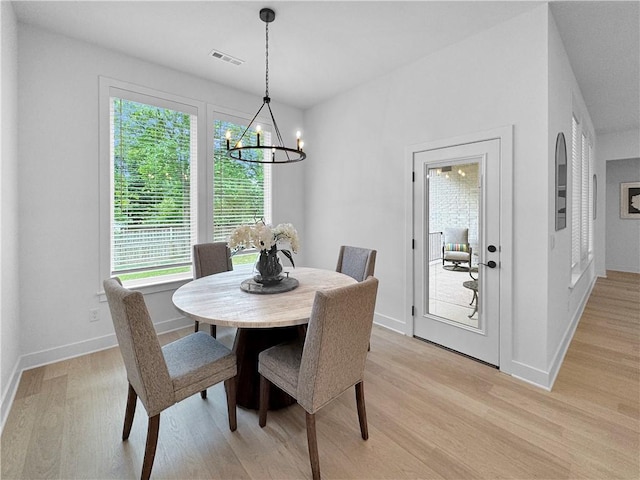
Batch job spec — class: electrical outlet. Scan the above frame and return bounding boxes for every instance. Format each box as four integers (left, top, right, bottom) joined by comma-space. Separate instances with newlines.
89, 308, 100, 323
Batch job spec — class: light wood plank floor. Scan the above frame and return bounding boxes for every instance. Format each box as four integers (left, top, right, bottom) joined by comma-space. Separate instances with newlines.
2, 271, 638, 479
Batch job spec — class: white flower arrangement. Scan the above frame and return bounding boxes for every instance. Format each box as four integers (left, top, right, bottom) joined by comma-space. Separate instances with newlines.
228, 220, 299, 267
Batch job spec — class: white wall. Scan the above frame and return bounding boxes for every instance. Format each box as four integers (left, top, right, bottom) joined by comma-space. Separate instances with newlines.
15, 25, 305, 371
303, 6, 552, 383
0, 1, 21, 428
546, 10, 597, 384
597, 129, 640, 274
605, 158, 640, 273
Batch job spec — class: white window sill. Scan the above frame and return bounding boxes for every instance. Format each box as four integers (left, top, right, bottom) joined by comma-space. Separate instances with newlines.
98, 264, 255, 302
98, 274, 192, 302
569, 254, 594, 289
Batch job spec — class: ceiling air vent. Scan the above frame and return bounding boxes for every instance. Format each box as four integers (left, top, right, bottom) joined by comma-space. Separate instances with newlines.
209, 49, 244, 66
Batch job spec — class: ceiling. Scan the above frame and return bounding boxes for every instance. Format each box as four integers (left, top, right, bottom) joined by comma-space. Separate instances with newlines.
11, 1, 640, 134
550, 1, 639, 134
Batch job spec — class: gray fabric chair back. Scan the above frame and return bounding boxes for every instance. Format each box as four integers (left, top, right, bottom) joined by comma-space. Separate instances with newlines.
103, 278, 174, 417
297, 276, 379, 413
193, 242, 233, 279
443, 227, 469, 245
335, 246, 376, 282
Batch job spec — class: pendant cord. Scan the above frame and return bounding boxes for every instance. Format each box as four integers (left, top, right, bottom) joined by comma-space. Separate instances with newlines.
265, 21, 269, 98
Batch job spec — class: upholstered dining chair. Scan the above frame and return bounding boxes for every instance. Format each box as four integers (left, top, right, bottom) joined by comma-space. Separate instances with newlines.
193, 242, 233, 337
336, 245, 377, 350
258, 276, 379, 480
335, 245, 376, 282
442, 227, 472, 270
103, 278, 237, 480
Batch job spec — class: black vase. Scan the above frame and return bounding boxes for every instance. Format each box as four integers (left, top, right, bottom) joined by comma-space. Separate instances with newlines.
255, 246, 283, 285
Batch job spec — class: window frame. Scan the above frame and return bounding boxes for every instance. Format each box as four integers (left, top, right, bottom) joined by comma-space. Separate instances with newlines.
99, 77, 207, 297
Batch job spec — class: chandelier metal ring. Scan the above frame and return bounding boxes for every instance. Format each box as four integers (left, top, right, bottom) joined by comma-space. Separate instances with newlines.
227, 145, 306, 164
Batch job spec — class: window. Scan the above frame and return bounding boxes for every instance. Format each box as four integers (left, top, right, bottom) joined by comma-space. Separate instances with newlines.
110, 94, 198, 283
570, 114, 593, 274
580, 133, 589, 256
212, 119, 272, 241
212, 116, 272, 265
100, 78, 275, 290
571, 116, 581, 267
587, 142, 594, 256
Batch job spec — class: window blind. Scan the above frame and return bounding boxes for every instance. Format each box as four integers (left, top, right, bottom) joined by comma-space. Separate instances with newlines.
571, 116, 581, 268
581, 133, 590, 260
110, 97, 197, 276
587, 142, 594, 255
570, 113, 595, 272
212, 119, 272, 243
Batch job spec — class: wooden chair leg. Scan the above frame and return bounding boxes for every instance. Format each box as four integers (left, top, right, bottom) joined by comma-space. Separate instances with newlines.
141, 414, 160, 480
305, 412, 321, 480
194, 320, 200, 333
224, 377, 237, 432
210, 324, 217, 337
258, 374, 270, 428
355, 381, 369, 440
123, 383, 137, 440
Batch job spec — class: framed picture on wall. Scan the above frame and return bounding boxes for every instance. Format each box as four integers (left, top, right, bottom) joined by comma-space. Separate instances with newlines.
620, 182, 640, 219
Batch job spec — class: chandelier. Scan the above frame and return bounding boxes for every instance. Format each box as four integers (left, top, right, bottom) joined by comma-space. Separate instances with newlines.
226, 8, 306, 164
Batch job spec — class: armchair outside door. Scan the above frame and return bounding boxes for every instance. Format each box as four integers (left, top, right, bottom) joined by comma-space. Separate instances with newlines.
442, 227, 472, 271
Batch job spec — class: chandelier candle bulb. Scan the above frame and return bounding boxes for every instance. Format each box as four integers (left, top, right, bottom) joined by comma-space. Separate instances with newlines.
225, 130, 231, 149
256, 125, 262, 146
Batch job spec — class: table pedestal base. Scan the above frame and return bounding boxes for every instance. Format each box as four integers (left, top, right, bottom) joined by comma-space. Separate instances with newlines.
232, 327, 300, 410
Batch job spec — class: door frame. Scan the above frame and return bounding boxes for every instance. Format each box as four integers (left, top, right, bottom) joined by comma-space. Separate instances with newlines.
404, 126, 514, 374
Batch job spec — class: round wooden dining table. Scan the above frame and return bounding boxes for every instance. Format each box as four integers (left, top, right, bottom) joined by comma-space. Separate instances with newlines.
172, 267, 356, 409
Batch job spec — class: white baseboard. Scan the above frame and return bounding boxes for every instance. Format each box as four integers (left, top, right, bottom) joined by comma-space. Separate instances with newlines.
547, 274, 596, 390
510, 361, 552, 390
20, 316, 191, 371
1, 359, 23, 433
511, 274, 596, 391
0, 315, 191, 434
373, 312, 406, 334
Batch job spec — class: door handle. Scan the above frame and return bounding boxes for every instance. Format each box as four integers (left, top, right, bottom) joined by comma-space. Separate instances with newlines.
480, 261, 497, 268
